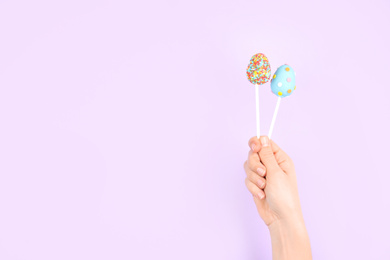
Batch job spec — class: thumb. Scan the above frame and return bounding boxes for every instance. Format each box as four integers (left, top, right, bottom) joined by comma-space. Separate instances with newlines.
259, 136, 280, 172
270, 139, 294, 173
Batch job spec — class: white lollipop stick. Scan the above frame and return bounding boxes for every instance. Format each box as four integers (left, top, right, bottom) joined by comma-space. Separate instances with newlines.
268, 97, 281, 139
255, 84, 260, 138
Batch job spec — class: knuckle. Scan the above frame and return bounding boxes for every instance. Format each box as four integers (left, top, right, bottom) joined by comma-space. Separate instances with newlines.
244, 178, 256, 194
247, 157, 255, 169
249, 154, 261, 167
248, 171, 257, 182
244, 161, 252, 173
248, 137, 257, 146
260, 148, 274, 160
280, 157, 294, 169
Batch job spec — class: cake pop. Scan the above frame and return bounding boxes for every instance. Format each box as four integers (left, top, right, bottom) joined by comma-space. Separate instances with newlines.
268, 64, 296, 139
246, 53, 271, 138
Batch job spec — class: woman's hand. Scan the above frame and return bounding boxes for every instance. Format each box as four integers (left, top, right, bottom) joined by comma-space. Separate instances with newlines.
244, 135, 303, 226
244, 136, 312, 260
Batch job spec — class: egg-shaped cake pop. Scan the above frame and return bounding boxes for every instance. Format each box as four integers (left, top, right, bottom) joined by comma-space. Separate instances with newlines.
271, 64, 296, 97
246, 53, 271, 85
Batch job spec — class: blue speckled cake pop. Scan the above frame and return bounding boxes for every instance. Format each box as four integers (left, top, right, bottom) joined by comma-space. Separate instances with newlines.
270, 64, 296, 98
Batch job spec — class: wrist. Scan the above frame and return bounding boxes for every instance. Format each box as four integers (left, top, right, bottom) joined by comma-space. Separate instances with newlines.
268, 212, 306, 233
268, 214, 312, 260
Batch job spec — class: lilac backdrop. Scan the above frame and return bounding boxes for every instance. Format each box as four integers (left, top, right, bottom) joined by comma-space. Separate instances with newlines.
0, 0, 389, 259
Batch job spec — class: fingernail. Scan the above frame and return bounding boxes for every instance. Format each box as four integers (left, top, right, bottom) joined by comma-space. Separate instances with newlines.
251, 144, 256, 151
257, 168, 265, 176
260, 136, 269, 147
258, 192, 264, 199
258, 180, 264, 189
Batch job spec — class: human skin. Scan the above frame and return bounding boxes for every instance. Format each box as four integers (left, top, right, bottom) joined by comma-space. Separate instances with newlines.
243, 136, 312, 260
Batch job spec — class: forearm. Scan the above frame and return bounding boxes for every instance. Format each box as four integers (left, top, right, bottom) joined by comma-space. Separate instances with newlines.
268, 215, 312, 260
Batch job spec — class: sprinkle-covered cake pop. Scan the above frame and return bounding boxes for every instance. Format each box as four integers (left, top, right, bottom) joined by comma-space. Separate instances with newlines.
246, 53, 271, 85
270, 64, 296, 97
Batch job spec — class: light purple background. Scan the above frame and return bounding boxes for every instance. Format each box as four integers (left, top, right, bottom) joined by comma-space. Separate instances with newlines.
0, 0, 389, 259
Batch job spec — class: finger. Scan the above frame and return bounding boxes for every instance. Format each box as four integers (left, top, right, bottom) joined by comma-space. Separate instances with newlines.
248, 136, 261, 153
270, 140, 294, 173
248, 171, 267, 189
245, 178, 266, 200
246, 151, 267, 177
259, 136, 280, 173
244, 163, 266, 189
253, 194, 268, 220
244, 161, 266, 180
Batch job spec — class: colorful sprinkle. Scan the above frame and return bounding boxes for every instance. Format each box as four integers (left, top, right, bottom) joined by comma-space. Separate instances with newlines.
278, 91, 283, 96
246, 53, 271, 85
277, 82, 282, 87
273, 74, 276, 79
287, 77, 291, 82
285, 67, 290, 72
294, 86, 296, 90
287, 89, 292, 93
